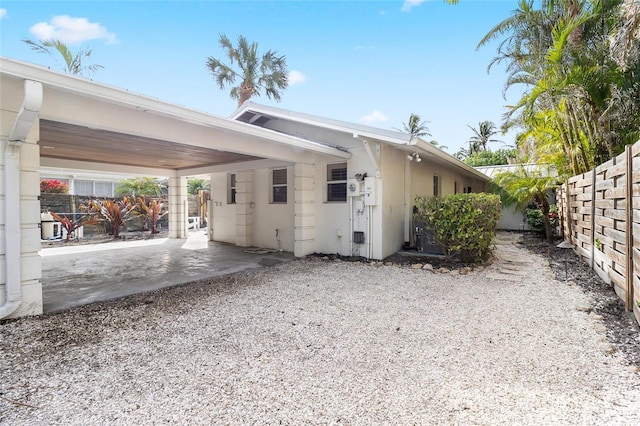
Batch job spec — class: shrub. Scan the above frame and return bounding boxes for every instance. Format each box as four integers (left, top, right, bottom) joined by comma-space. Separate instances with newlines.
526, 204, 558, 235
40, 179, 69, 194
414, 193, 501, 262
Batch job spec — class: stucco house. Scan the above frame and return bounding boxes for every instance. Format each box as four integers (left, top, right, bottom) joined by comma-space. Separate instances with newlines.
1, 57, 488, 319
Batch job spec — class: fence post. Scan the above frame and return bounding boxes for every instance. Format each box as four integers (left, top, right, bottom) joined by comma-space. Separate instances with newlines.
566, 179, 573, 245
625, 145, 633, 311
590, 168, 596, 270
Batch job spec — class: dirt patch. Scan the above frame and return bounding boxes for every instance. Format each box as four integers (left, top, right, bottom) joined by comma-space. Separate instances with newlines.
517, 232, 640, 369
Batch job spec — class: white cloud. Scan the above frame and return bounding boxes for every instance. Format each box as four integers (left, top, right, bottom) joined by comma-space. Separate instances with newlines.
362, 110, 388, 124
29, 15, 117, 44
287, 70, 306, 86
0, 9, 7, 19
401, 0, 427, 12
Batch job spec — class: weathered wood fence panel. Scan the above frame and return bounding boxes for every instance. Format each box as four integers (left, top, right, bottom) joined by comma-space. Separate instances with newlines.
558, 140, 640, 326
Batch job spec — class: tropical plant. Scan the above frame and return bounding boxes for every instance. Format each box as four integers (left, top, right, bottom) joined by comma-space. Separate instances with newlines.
135, 197, 167, 234
187, 178, 210, 195
464, 149, 516, 167
82, 198, 135, 238
206, 34, 289, 107
40, 179, 69, 194
478, 0, 640, 176
414, 193, 501, 262
23, 39, 103, 76
49, 212, 99, 241
493, 165, 558, 243
467, 121, 501, 151
399, 113, 431, 140
525, 204, 559, 235
115, 177, 164, 198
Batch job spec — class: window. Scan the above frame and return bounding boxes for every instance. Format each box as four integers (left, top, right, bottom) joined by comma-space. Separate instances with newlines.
228, 173, 236, 204
94, 181, 113, 197
454, 181, 458, 194
463, 186, 472, 194
327, 163, 347, 202
433, 175, 440, 197
271, 168, 287, 203
74, 180, 93, 196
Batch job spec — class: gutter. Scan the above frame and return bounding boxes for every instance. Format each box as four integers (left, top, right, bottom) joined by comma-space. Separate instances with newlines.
1, 79, 42, 319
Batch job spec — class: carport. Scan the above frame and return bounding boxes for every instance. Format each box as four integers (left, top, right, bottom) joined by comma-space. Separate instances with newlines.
0, 57, 350, 319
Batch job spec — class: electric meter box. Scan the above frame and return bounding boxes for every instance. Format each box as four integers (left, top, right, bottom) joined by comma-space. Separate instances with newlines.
347, 179, 361, 196
364, 176, 377, 205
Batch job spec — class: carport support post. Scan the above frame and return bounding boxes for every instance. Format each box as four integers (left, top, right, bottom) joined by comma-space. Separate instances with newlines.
294, 163, 315, 257
235, 171, 254, 247
168, 176, 188, 238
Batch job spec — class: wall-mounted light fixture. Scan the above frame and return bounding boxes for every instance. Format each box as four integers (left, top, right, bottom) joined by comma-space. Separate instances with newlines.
407, 152, 422, 162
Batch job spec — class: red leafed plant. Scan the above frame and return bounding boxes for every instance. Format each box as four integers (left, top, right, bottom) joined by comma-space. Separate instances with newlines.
40, 179, 69, 194
49, 212, 99, 241
82, 197, 135, 238
135, 197, 167, 234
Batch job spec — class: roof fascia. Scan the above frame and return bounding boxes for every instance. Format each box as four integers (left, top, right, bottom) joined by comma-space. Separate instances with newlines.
233, 102, 411, 146
1, 58, 350, 160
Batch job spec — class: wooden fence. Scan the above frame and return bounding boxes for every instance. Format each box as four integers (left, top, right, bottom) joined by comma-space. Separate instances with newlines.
557, 140, 640, 326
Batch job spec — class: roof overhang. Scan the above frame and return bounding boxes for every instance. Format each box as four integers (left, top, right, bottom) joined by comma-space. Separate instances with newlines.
1, 57, 350, 176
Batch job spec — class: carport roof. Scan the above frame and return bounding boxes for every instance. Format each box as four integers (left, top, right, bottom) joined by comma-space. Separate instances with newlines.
1, 57, 350, 175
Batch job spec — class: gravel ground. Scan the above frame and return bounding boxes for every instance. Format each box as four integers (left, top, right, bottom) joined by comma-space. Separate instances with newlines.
2, 233, 640, 425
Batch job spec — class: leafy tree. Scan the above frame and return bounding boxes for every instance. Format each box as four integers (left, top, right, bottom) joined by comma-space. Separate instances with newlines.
464, 149, 516, 167
478, 0, 640, 176
187, 178, 210, 195
206, 34, 288, 107
493, 165, 558, 243
23, 39, 103, 76
115, 177, 164, 198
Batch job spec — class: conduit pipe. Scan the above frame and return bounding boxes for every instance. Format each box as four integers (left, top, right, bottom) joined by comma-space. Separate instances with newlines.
1, 80, 42, 319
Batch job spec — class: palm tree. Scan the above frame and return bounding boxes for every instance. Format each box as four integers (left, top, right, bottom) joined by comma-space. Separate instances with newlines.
400, 113, 431, 140
187, 178, 210, 195
478, 0, 640, 176
493, 165, 558, 243
467, 121, 500, 151
206, 34, 289, 107
22, 39, 103, 76
115, 177, 164, 198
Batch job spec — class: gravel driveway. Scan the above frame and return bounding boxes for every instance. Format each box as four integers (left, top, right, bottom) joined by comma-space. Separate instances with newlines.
1, 233, 639, 425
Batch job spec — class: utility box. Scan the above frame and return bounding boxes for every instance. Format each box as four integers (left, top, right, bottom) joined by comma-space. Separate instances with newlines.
347, 179, 361, 196
353, 231, 365, 244
364, 176, 377, 206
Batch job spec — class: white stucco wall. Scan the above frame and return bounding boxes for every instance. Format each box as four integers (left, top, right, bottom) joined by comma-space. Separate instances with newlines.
0, 76, 43, 318
380, 145, 408, 259
210, 173, 237, 244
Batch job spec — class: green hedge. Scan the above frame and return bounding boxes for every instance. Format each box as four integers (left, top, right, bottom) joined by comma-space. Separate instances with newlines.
414, 193, 501, 262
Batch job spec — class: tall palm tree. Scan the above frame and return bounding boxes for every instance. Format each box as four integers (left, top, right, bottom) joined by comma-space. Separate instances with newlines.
401, 113, 431, 139
206, 34, 289, 107
479, 0, 640, 176
468, 121, 500, 151
23, 39, 103, 76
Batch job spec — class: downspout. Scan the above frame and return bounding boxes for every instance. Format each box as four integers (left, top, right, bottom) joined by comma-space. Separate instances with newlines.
1, 80, 42, 319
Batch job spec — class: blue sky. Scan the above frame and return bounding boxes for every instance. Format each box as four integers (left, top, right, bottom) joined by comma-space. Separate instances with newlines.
0, 0, 523, 155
